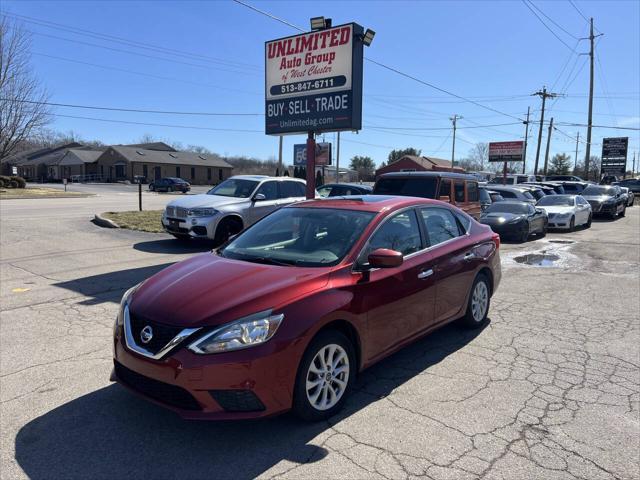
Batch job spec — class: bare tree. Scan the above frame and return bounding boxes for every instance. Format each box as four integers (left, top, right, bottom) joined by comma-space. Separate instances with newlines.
0, 17, 51, 159
468, 142, 489, 170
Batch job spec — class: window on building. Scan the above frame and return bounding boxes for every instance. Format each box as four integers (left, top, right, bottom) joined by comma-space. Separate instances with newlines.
176, 166, 181, 178
207, 168, 212, 181
218, 169, 223, 181
142, 164, 148, 178
191, 167, 195, 179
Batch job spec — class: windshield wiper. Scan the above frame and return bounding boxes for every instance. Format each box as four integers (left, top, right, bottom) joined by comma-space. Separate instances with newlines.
237, 255, 298, 267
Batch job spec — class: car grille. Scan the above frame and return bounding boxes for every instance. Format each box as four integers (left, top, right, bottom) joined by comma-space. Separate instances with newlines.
209, 390, 266, 412
129, 312, 184, 355
587, 201, 602, 212
165, 206, 188, 219
114, 361, 201, 411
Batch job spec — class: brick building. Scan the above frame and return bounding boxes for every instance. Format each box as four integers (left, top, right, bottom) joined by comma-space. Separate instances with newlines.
375, 155, 465, 179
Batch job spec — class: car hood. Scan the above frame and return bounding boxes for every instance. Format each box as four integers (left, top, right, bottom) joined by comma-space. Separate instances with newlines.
581, 195, 613, 202
129, 253, 330, 328
537, 205, 574, 214
166, 194, 247, 209
480, 212, 525, 224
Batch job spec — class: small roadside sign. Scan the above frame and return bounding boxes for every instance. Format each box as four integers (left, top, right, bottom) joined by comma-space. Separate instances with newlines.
488, 141, 524, 162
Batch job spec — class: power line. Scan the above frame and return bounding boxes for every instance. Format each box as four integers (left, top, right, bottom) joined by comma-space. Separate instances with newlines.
3, 98, 263, 116
231, 0, 304, 31
366, 122, 523, 131
1, 11, 260, 71
526, 1, 580, 39
51, 113, 263, 133
521, 0, 577, 52
569, 0, 590, 23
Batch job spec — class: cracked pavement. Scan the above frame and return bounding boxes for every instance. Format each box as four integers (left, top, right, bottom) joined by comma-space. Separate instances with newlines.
1, 189, 639, 479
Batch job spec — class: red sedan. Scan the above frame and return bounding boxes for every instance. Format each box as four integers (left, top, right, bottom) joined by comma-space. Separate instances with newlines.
112, 196, 501, 420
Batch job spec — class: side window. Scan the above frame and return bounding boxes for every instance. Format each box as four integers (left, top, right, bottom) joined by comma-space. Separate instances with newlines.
454, 212, 472, 233
421, 208, 462, 246
454, 182, 465, 202
439, 179, 451, 200
500, 190, 516, 198
281, 181, 306, 198
256, 181, 279, 200
467, 182, 479, 202
294, 181, 306, 197
362, 210, 422, 260
317, 186, 332, 197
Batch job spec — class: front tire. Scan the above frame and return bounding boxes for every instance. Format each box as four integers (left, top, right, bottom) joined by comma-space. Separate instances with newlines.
519, 224, 529, 243
620, 205, 626, 217
586, 214, 592, 228
461, 274, 491, 329
292, 330, 356, 421
568, 216, 575, 232
168, 186, 174, 193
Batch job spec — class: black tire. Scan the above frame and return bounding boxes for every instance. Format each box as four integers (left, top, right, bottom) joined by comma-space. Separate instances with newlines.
292, 330, 356, 421
620, 205, 626, 217
539, 224, 547, 237
519, 224, 529, 243
168, 186, 174, 193
149, 184, 155, 191
213, 217, 243, 246
460, 273, 491, 329
568, 216, 575, 232
586, 214, 592, 228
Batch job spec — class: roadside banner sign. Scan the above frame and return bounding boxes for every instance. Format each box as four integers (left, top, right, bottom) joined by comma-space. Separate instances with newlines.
294, 143, 332, 166
601, 137, 628, 175
488, 141, 525, 162
12, 166, 18, 175
265, 23, 364, 135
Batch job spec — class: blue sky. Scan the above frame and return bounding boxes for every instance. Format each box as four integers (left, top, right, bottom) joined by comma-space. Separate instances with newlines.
2, 0, 639, 171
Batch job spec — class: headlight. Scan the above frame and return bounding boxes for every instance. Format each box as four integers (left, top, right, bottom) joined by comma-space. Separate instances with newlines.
116, 284, 139, 328
188, 310, 284, 354
188, 208, 217, 217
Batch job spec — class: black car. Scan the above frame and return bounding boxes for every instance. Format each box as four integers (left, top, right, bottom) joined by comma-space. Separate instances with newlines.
546, 175, 584, 182
617, 178, 640, 194
317, 183, 373, 197
480, 200, 548, 242
522, 182, 563, 194
580, 184, 626, 219
149, 177, 191, 193
558, 181, 588, 195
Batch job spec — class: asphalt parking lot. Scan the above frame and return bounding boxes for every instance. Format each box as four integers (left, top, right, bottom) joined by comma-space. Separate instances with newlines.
1, 188, 638, 480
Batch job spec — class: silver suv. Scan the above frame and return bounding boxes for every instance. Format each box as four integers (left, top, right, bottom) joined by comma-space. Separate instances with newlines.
162, 175, 307, 243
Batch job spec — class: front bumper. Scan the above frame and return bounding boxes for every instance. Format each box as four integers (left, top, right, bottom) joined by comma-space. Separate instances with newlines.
112, 325, 300, 420
162, 213, 220, 239
547, 215, 572, 229
588, 202, 616, 215
483, 222, 526, 238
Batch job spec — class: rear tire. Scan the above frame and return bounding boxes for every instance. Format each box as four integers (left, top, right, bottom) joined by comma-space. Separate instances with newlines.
292, 330, 355, 421
568, 216, 575, 232
168, 186, 174, 193
461, 273, 491, 329
586, 214, 592, 228
149, 185, 155, 191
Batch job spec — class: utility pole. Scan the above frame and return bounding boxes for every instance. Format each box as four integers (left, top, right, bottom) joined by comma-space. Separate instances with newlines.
278, 136, 283, 176
450, 114, 462, 168
574, 132, 580, 173
584, 18, 597, 181
632, 151, 636, 177
543, 117, 554, 177
532, 87, 560, 176
336, 131, 341, 182
522, 107, 531, 174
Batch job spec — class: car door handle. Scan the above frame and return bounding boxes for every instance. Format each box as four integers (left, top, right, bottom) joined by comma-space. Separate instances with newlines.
463, 252, 477, 261
417, 269, 433, 279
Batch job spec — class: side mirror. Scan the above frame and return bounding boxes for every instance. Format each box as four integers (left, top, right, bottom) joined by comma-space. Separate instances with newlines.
368, 248, 403, 269
253, 193, 266, 201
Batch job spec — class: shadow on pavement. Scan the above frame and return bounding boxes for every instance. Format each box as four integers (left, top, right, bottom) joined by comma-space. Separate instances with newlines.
54, 263, 174, 305
15, 320, 488, 479
133, 238, 214, 254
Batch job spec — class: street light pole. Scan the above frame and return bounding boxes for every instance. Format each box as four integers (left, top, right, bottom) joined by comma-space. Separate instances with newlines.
522, 106, 530, 174
450, 114, 462, 168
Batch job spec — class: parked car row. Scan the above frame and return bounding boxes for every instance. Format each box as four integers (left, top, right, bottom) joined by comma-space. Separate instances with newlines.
112, 171, 634, 421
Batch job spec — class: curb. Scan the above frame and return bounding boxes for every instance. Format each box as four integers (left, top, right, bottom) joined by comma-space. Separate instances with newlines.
93, 214, 120, 229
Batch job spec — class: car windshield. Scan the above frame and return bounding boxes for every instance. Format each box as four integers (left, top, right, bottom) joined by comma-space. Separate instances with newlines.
373, 177, 437, 198
562, 183, 585, 193
207, 178, 259, 198
485, 202, 529, 214
582, 185, 615, 196
219, 207, 376, 267
538, 195, 574, 206
489, 177, 515, 184
528, 189, 545, 200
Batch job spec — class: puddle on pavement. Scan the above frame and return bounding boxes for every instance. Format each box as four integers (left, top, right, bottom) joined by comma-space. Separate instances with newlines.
548, 240, 575, 244
513, 253, 561, 267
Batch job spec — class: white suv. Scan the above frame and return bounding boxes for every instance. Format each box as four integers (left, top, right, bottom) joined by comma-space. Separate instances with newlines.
162, 175, 307, 243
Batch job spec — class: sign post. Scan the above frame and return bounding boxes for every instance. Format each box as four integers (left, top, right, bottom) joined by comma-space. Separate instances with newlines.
601, 137, 628, 179
488, 141, 525, 185
265, 20, 366, 198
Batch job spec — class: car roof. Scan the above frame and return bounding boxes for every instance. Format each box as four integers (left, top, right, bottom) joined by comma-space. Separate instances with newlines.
287, 195, 444, 213
378, 171, 477, 180
486, 185, 523, 191
230, 175, 304, 182
321, 183, 372, 188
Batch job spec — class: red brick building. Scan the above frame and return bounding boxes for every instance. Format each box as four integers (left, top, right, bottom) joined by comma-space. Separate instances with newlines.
375, 155, 465, 179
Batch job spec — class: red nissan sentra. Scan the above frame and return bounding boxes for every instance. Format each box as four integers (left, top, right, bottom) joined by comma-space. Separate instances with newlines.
112, 195, 501, 420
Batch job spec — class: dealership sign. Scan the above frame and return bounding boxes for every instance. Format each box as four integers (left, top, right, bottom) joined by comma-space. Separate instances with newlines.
488, 141, 525, 162
265, 23, 364, 135
601, 137, 628, 175
293, 143, 332, 166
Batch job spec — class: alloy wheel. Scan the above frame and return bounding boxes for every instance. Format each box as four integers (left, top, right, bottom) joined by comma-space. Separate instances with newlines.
471, 281, 489, 323
306, 344, 350, 411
